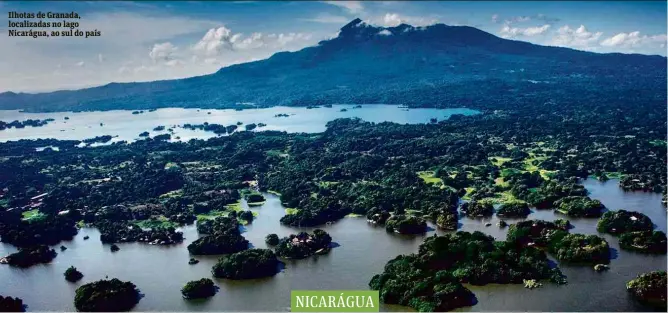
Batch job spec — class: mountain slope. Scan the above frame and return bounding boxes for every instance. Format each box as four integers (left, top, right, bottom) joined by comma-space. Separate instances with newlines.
1, 19, 665, 113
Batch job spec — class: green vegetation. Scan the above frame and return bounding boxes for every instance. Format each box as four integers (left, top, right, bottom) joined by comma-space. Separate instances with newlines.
366, 208, 391, 225
275, 229, 332, 259
597, 210, 654, 234
188, 217, 248, 255
385, 215, 427, 234
619, 231, 667, 254
436, 212, 458, 230
74, 279, 141, 312
548, 234, 610, 264
181, 278, 217, 300
506, 220, 568, 247
64, 266, 84, 282
496, 201, 530, 217
265, 234, 279, 246
2, 245, 57, 268
133, 216, 178, 229
626, 271, 666, 309
554, 196, 605, 217
212, 249, 280, 279
370, 231, 566, 311
21, 209, 46, 222
0, 295, 25, 312
460, 200, 494, 217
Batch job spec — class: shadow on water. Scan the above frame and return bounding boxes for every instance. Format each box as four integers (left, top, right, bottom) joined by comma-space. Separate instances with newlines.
425, 226, 437, 232
276, 261, 286, 273
609, 247, 619, 260
329, 242, 341, 249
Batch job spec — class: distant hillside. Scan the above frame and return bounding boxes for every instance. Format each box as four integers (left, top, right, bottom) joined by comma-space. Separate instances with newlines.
1, 18, 665, 113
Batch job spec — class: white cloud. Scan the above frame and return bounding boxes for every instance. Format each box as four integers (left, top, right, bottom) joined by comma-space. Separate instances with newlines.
551, 25, 602, 49
149, 42, 178, 62
75, 61, 85, 67
500, 24, 551, 38
377, 13, 438, 27
303, 13, 349, 24
192, 27, 234, 57
600, 31, 667, 48
97, 54, 105, 63
491, 14, 499, 23
323, 1, 364, 14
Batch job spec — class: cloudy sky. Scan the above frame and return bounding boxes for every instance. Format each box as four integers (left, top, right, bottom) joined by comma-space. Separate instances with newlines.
1, 1, 665, 93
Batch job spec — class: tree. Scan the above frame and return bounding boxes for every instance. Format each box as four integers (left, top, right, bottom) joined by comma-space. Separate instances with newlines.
74, 279, 141, 312
626, 271, 666, 310
212, 249, 279, 279
181, 278, 217, 299
64, 266, 84, 282
265, 233, 279, 246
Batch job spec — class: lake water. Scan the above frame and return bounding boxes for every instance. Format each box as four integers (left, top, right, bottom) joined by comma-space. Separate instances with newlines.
0, 178, 665, 311
0, 105, 480, 143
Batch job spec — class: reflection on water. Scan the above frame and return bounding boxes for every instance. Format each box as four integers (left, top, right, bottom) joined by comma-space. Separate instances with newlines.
0, 178, 665, 311
0, 105, 480, 143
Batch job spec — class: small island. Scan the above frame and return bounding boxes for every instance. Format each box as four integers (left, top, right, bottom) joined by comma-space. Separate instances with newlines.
265, 234, 279, 246
0, 245, 57, 268
548, 233, 610, 264
496, 201, 530, 217
0, 295, 25, 312
181, 278, 217, 300
74, 279, 141, 311
597, 210, 654, 234
626, 271, 666, 310
506, 220, 568, 247
212, 249, 280, 279
188, 217, 249, 255
619, 231, 667, 254
554, 196, 605, 217
64, 266, 84, 282
385, 215, 427, 234
275, 229, 333, 259
370, 231, 566, 312
460, 200, 494, 217
274, 113, 290, 118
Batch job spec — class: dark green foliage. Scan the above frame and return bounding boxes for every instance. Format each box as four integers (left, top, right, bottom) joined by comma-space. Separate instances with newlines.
97, 220, 183, 244
0, 213, 78, 247
212, 249, 279, 279
4, 245, 56, 267
496, 201, 530, 217
370, 231, 567, 311
238, 210, 254, 223
366, 208, 390, 225
64, 266, 84, 282
74, 279, 140, 312
181, 278, 217, 299
265, 233, 279, 246
506, 220, 568, 247
626, 271, 667, 309
385, 215, 427, 234
245, 193, 265, 203
597, 210, 654, 234
549, 234, 610, 264
460, 200, 493, 217
554, 219, 571, 230
369, 255, 476, 312
0, 295, 25, 312
274, 229, 332, 259
436, 212, 457, 230
554, 196, 604, 217
110, 244, 120, 252
619, 231, 667, 254
189, 217, 249, 255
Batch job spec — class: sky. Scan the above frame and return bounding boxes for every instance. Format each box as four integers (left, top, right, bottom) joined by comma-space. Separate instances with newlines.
0, 1, 666, 93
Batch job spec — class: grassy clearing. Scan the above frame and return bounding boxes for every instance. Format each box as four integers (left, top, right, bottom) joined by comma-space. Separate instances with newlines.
462, 187, 476, 200
267, 190, 282, 196
225, 201, 243, 211
159, 189, 183, 199
345, 213, 363, 218
134, 216, 178, 229
196, 210, 227, 220
489, 156, 512, 166
417, 171, 444, 186
247, 201, 266, 207
318, 181, 340, 188
21, 209, 47, 222
480, 191, 518, 204
285, 208, 299, 215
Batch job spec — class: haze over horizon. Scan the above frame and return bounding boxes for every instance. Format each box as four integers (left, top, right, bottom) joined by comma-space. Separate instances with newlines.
1, 1, 666, 93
